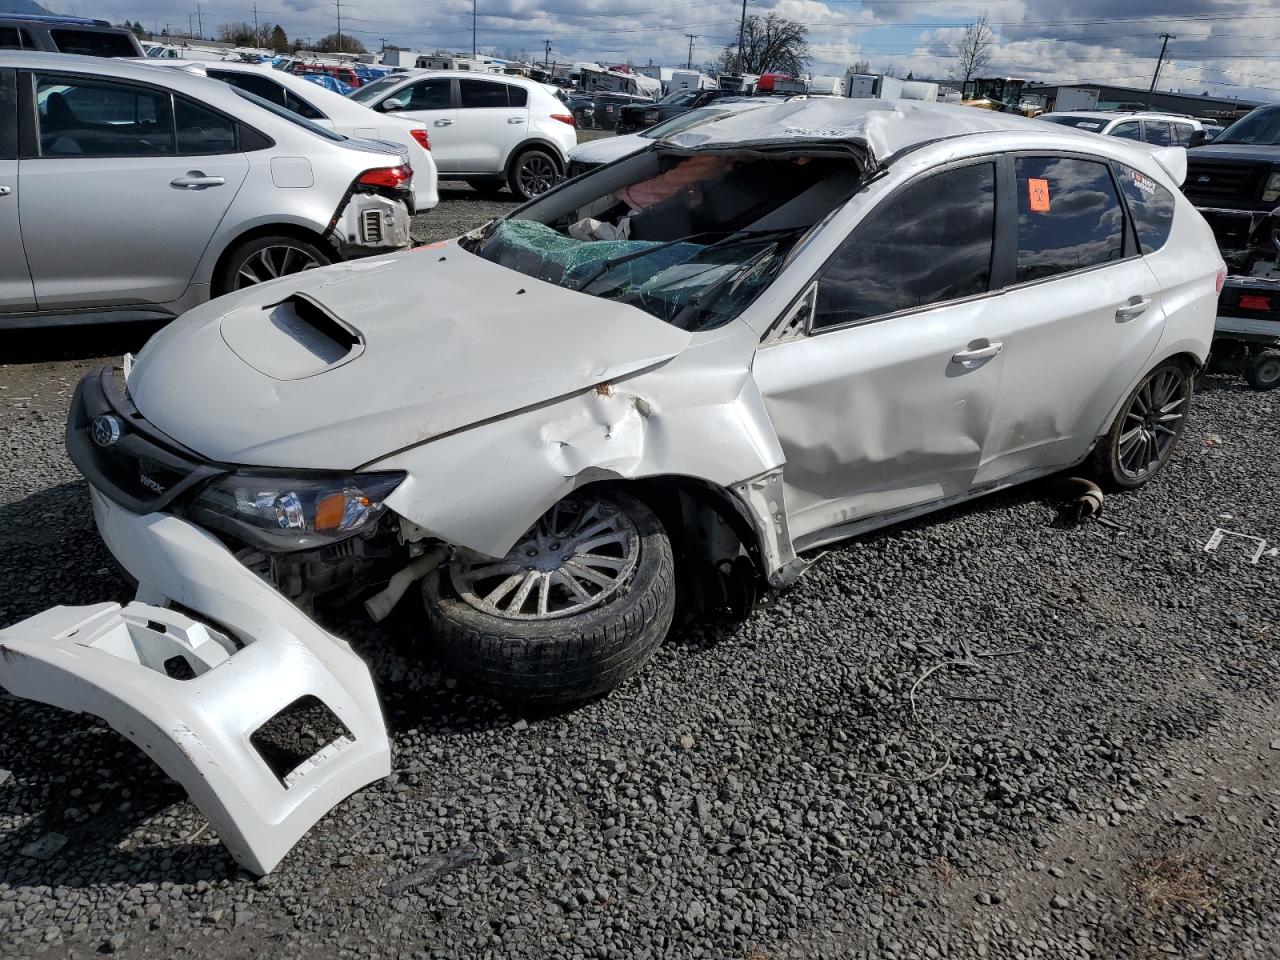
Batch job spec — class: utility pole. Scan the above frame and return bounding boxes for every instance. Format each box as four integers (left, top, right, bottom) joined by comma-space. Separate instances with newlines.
685, 33, 697, 70
735, 0, 748, 74
187, 12, 192, 39
334, 0, 342, 54
252, 1, 259, 46
1147, 32, 1174, 108
543, 39, 552, 72
195, 3, 202, 40
472, 0, 477, 58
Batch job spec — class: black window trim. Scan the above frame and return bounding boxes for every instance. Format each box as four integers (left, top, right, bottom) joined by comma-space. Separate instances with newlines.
0, 69, 17, 160
1000, 149, 1141, 293
20, 69, 270, 160
805, 153, 1004, 336
457, 75, 518, 109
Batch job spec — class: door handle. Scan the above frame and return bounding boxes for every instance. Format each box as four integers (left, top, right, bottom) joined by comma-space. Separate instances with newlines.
507, 116, 524, 124
433, 118, 453, 127
951, 340, 1003, 365
1115, 296, 1152, 323
0, 185, 10, 197
170, 172, 226, 190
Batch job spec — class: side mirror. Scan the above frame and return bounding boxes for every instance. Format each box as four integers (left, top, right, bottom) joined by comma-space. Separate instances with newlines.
380, 98, 405, 113
1188, 130, 1206, 148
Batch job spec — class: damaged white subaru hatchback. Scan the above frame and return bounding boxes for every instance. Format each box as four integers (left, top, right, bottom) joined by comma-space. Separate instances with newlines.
1, 100, 1222, 873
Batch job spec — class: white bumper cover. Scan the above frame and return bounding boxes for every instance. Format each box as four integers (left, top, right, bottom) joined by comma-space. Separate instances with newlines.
0, 489, 390, 874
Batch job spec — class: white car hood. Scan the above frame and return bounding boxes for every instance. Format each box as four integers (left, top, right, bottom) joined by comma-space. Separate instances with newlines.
128, 244, 692, 469
570, 132, 648, 165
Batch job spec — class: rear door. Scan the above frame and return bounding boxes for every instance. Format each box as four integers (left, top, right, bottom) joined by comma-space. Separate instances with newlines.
20, 71, 248, 309
454, 78, 524, 172
1142, 120, 1172, 146
974, 154, 1165, 484
0, 68, 34, 312
385, 77, 457, 170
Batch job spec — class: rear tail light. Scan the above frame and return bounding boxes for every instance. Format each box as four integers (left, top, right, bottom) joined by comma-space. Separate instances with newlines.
551, 113, 575, 127
1239, 293, 1271, 311
358, 164, 413, 189
1215, 265, 1227, 294
409, 128, 430, 151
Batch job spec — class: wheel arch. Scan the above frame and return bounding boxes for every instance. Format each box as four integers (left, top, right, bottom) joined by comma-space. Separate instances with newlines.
504, 137, 568, 178
1096, 346, 1205, 441
205, 221, 337, 297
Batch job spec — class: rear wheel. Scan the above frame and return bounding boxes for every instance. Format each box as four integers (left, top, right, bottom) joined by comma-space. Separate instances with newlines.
1247, 349, 1280, 390
423, 491, 675, 704
216, 235, 332, 295
508, 148, 560, 201
1091, 359, 1192, 489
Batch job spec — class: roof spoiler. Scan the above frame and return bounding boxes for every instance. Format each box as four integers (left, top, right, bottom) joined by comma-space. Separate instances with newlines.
1148, 145, 1187, 187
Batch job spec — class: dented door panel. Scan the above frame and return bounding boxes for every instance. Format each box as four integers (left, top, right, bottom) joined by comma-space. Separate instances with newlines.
754, 298, 1005, 543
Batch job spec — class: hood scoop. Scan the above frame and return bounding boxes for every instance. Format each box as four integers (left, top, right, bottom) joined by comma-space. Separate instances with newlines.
220, 293, 365, 381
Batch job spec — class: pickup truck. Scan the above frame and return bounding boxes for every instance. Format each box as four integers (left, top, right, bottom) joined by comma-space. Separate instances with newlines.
1183, 104, 1280, 389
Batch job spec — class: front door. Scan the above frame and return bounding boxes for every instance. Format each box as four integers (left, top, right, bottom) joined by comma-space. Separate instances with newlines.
974, 154, 1166, 484
389, 77, 458, 171
21, 72, 248, 310
754, 160, 1006, 543
0, 69, 34, 312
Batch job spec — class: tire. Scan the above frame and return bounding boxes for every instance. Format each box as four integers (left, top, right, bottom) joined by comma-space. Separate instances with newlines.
1090, 359, 1193, 490
508, 147, 560, 201
1246, 349, 1280, 390
215, 234, 332, 296
465, 179, 507, 196
423, 491, 675, 704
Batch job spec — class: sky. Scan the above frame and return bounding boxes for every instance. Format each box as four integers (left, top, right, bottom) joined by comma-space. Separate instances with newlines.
63, 0, 1280, 103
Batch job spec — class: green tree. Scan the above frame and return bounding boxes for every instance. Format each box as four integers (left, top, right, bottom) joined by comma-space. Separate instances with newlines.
269, 24, 288, 54
314, 32, 366, 55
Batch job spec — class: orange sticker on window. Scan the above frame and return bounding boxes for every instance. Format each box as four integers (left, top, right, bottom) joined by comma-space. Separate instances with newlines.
1028, 177, 1051, 213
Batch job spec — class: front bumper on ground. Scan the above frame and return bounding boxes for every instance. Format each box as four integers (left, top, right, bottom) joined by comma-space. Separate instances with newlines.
0, 488, 390, 875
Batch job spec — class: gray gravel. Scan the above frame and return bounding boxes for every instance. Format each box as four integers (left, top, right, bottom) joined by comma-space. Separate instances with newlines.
1, 196, 1278, 959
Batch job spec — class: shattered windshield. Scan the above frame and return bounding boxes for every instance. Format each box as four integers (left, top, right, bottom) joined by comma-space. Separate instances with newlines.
469, 151, 860, 331
1214, 107, 1280, 146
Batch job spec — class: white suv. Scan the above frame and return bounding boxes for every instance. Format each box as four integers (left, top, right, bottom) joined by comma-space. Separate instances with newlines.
350, 71, 577, 199
1039, 110, 1207, 147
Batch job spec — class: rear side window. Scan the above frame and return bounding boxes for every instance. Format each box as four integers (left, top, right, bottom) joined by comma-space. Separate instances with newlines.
0, 27, 20, 49
175, 97, 236, 154
1110, 121, 1140, 141
36, 74, 174, 157
1143, 121, 1172, 146
1014, 156, 1125, 283
211, 71, 286, 107
1171, 123, 1194, 146
814, 162, 996, 327
284, 90, 324, 120
1115, 163, 1175, 253
459, 79, 509, 108
508, 84, 527, 107
50, 28, 137, 57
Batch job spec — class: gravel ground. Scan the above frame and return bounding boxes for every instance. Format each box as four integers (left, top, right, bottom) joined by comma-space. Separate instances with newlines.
1, 194, 1278, 960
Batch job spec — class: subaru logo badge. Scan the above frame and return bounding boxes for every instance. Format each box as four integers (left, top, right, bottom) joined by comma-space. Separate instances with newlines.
91, 414, 122, 448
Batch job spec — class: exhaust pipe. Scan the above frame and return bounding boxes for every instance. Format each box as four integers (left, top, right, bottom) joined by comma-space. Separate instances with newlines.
364, 546, 448, 623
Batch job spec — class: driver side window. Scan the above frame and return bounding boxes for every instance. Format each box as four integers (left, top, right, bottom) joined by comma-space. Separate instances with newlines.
398, 78, 450, 111
813, 162, 996, 330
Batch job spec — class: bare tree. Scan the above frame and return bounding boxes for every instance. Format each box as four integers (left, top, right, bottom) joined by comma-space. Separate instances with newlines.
952, 14, 994, 84
707, 13, 810, 76
846, 58, 872, 76
218, 21, 257, 46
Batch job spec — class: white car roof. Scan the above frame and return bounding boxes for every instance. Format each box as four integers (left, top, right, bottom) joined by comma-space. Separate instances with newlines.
1043, 111, 1201, 127
662, 98, 1063, 163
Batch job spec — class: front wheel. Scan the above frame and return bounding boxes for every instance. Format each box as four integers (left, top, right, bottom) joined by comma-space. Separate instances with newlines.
508, 148, 560, 201
1091, 359, 1193, 489
216, 235, 332, 295
423, 491, 675, 704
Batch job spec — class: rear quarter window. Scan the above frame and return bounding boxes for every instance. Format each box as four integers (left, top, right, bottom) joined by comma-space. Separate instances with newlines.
1115, 163, 1175, 254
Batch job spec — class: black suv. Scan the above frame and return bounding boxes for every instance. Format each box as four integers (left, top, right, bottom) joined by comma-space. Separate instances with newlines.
0, 14, 143, 57
1183, 104, 1280, 388
616, 88, 735, 135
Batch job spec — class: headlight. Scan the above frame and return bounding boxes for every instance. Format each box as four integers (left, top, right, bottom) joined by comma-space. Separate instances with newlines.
186, 471, 405, 549
1264, 170, 1280, 203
